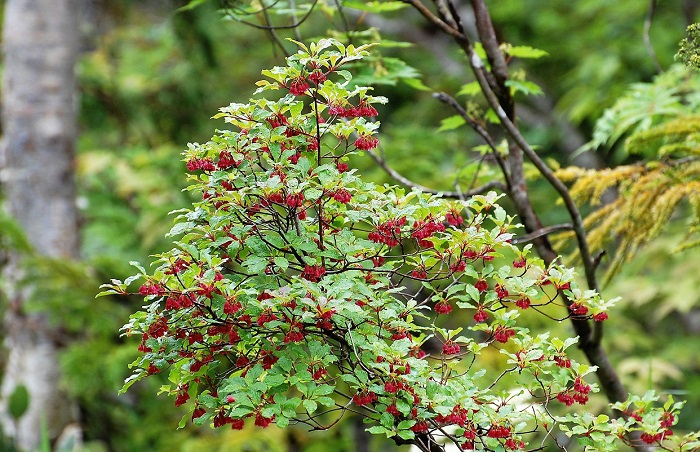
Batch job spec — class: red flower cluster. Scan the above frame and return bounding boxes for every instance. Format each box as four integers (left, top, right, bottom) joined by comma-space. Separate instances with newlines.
148, 317, 168, 338
515, 298, 531, 309
354, 135, 379, 150
350, 101, 379, 117
640, 432, 664, 444
445, 212, 463, 226
488, 424, 511, 438
593, 312, 608, 322
174, 386, 190, 407
353, 390, 378, 406
309, 366, 328, 381
308, 70, 326, 85
557, 376, 591, 406
286, 193, 305, 208
473, 309, 488, 323
411, 218, 445, 248
213, 412, 234, 428
332, 188, 352, 203
328, 101, 378, 118
637, 411, 676, 442
256, 309, 278, 327
493, 325, 515, 343
316, 306, 335, 330
139, 283, 162, 296
217, 151, 240, 169
504, 438, 525, 450
411, 266, 427, 279
495, 284, 509, 299
474, 279, 488, 292
553, 354, 571, 368
443, 340, 460, 355
411, 421, 429, 433
368, 217, 406, 247
435, 300, 453, 315
231, 418, 245, 430
266, 112, 288, 128
165, 258, 190, 275
284, 326, 304, 343
288, 77, 310, 96
386, 403, 401, 417
569, 303, 588, 316
254, 412, 275, 428
435, 405, 470, 426
192, 406, 206, 420
186, 157, 216, 172
512, 257, 527, 268
301, 265, 326, 282
223, 298, 242, 314
165, 294, 194, 310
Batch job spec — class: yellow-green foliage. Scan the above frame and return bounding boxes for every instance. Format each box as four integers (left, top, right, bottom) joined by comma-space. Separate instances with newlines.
626, 116, 700, 156
555, 159, 700, 283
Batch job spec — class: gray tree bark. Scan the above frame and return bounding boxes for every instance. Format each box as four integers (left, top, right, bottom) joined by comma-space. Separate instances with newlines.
0, 0, 81, 449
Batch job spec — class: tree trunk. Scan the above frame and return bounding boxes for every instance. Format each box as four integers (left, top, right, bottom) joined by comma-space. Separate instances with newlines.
0, 0, 80, 449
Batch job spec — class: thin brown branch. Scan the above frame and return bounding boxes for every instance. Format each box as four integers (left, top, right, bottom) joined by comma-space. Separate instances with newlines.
222, 0, 320, 31
512, 224, 573, 244
366, 149, 504, 198
644, 0, 662, 74
432, 91, 512, 189
399, 0, 465, 40
469, 0, 510, 103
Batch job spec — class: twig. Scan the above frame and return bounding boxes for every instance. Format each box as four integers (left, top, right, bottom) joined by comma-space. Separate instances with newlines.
366, 149, 505, 198
644, 0, 662, 74
223, 0, 320, 31
433, 91, 512, 189
469, 0, 510, 101
261, 2, 291, 57
512, 224, 573, 244
399, 0, 465, 40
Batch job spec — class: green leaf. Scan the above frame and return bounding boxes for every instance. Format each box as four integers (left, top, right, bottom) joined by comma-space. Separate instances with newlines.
457, 81, 481, 97
505, 80, 543, 96
302, 399, 318, 413
8, 384, 30, 420
401, 77, 430, 91
317, 396, 335, 407
577, 436, 595, 447
273, 256, 289, 271
276, 416, 289, 428
397, 429, 415, 440
438, 115, 466, 132
176, 0, 209, 12
367, 425, 391, 435
342, 0, 409, 13
506, 45, 549, 59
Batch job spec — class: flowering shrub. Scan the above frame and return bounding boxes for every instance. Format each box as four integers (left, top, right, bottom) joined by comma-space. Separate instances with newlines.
101, 39, 697, 451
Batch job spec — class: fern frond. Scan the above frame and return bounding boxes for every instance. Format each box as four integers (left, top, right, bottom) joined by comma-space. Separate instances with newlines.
578, 65, 700, 157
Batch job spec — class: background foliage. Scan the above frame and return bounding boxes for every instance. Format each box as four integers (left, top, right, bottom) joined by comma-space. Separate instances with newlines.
2, 0, 700, 450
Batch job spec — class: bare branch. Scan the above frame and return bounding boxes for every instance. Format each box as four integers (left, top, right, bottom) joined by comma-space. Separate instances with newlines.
366, 149, 504, 198
512, 224, 574, 244
222, 0, 320, 31
469, 0, 510, 102
644, 0, 663, 74
433, 91, 512, 189
399, 0, 465, 40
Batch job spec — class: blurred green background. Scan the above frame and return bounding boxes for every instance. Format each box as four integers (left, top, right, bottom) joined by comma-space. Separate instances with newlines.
2, 0, 700, 450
